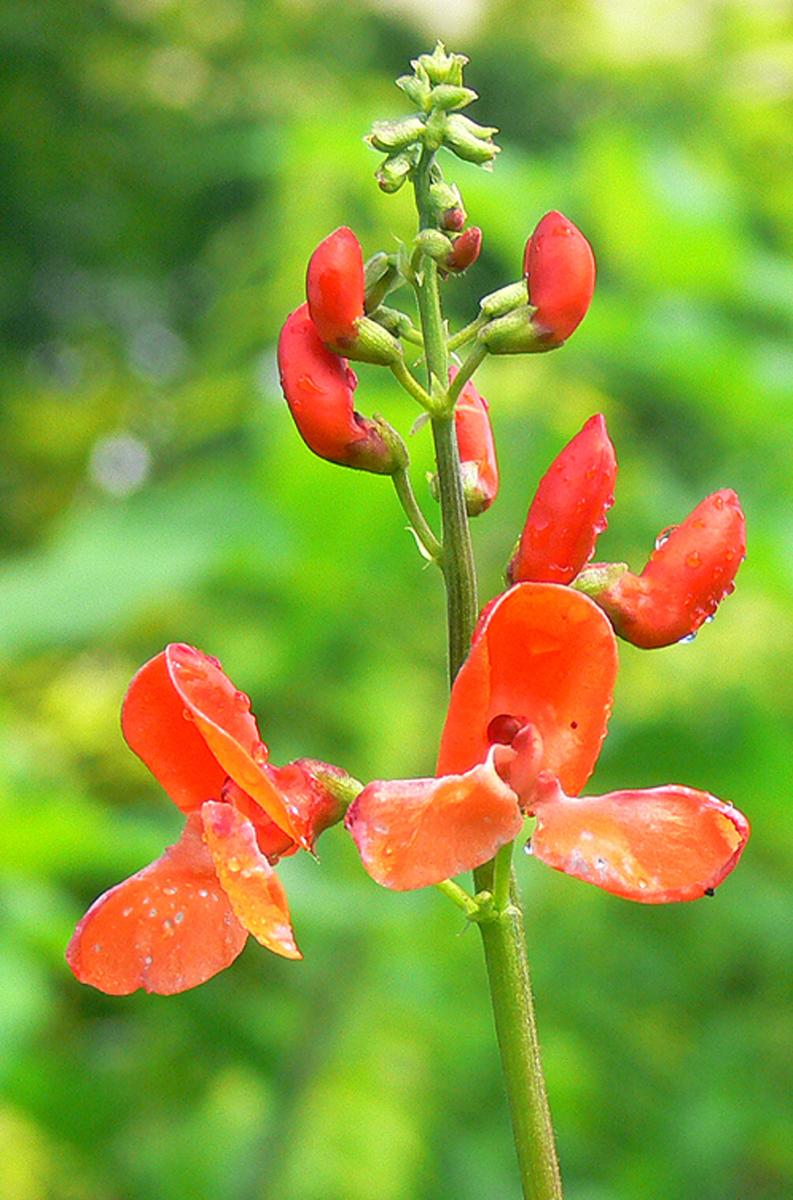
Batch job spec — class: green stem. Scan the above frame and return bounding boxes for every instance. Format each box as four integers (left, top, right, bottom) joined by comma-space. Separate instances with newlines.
447, 340, 488, 407
476, 871, 564, 1200
435, 878, 480, 919
447, 313, 488, 353
392, 467, 442, 563
390, 359, 434, 411
412, 145, 478, 683
411, 145, 563, 1200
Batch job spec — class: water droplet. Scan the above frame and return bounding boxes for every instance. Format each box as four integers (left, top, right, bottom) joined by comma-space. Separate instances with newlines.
198, 888, 209, 898
523, 840, 533, 856
686, 551, 702, 569
143, 955, 153, 967
148, 907, 158, 918
252, 742, 268, 765
162, 919, 173, 933
713, 495, 724, 511
595, 856, 608, 871
174, 911, 185, 924
704, 886, 716, 897
227, 857, 241, 873
182, 707, 194, 722
234, 690, 251, 710
638, 879, 648, 890
678, 631, 698, 644
122, 907, 133, 917
655, 525, 677, 550
163, 887, 177, 896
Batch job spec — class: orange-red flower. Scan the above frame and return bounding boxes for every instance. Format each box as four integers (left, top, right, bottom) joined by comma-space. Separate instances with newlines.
524, 211, 595, 347
306, 226, 365, 345
582, 490, 746, 649
66, 644, 349, 995
277, 304, 399, 473
508, 413, 616, 585
346, 584, 749, 901
451, 367, 499, 515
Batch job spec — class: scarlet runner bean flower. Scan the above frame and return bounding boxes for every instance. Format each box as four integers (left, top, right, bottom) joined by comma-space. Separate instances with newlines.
451, 366, 499, 515
508, 413, 616, 584
578, 489, 746, 649
277, 303, 402, 473
346, 584, 750, 900
444, 225, 482, 273
66, 644, 353, 995
480, 210, 595, 354
306, 225, 365, 345
524, 210, 596, 346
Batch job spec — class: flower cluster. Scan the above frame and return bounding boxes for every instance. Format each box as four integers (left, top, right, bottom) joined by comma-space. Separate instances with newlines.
67, 46, 750, 997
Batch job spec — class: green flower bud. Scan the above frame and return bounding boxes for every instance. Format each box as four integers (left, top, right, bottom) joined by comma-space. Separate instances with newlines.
367, 116, 426, 154
443, 113, 500, 167
480, 280, 529, 318
396, 73, 432, 111
414, 229, 454, 261
429, 84, 478, 112
364, 253, 400, 312
416, 42, 468, 87
375, 147, 418, 194
478, 307, 547, 355
330, 314, 404, 366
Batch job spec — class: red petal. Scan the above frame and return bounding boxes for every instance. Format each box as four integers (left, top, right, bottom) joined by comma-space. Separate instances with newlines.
121, 650, 229, 813
165, 644, 299, 841
438, 583, 617, 796
508, 414, 616, 585
345, 756, 523, 890
201, 802, 301, 959
530, 778, 750, 902
66, 814, 248, 995
306, 226, 365, 345
221, 778, 298, 863
598, 490, 746, 649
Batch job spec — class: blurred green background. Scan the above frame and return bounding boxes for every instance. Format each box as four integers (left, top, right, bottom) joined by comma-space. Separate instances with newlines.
2, 1, 791, 1197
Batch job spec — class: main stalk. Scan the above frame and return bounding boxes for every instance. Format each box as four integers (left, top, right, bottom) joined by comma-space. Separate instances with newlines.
412, 146, 563, 1200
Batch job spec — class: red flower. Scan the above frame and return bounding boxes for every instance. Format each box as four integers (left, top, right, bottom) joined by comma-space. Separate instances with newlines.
583, 490, 746, 649
346, 584, 749, 900
451, 367, 499, 515
445, 225, 482, 273
524, 211, 595, 346
277, 304, 399, 473
306, 226, 365, 345
508, 413, 616, 584
66, 644, 349, 995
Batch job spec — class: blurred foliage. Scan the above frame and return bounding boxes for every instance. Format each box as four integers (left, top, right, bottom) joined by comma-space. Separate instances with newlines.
1, 0, 792, 1197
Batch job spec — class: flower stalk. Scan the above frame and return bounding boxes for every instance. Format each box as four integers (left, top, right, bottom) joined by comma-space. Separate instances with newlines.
411, 135, 563, 1200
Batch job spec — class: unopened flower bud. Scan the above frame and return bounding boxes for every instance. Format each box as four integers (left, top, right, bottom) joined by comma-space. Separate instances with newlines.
277, 305, 403, 474
416, 43, 468, 87
367, 116, 426, 154
443, 113, 500, 167
364, 252, 399, 313
428, 84, 478, 111
508, 414, 617, 584
524, 211, 595, 346
452, 368, 499, 515
415, 228, 455, 261
579, 490, 746, 648
375, 148, 418, 194
444, 226, 482, 273
306, 227, 365, 345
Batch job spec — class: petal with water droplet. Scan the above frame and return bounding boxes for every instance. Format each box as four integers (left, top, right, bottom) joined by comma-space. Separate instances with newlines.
166, 644, 298, 841
201, 802, 301, 959
437, 583, 617, 796
122, 650, 229, 812
66, 814, 248, 995
345, 755, 522, 890
529, 780, 750, 902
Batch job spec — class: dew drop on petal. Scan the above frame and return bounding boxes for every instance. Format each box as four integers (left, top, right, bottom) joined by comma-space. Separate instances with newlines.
686, 551, 702, 569
655, 525, 677, 550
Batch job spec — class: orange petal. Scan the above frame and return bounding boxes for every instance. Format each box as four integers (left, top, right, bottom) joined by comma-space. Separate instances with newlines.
438, 583, 617, 796
220, 778, 298, 863
530, 778, 750, 902
65, 814, 248, 995
201, 802, 301, 959
345, 756, 523, 890
121, 650, 229, 812
165, 644, 298, 841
